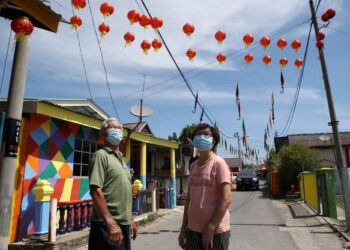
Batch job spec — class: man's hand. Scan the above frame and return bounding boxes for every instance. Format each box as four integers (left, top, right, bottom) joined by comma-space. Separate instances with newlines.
131, 220, 138, 240
106, 218, 123, 246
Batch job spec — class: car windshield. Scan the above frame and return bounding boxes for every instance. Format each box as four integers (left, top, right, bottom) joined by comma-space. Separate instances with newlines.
237, 169, 257, 178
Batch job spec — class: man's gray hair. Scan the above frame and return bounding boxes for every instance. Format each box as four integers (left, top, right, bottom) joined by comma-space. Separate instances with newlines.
100, 117, 121, 135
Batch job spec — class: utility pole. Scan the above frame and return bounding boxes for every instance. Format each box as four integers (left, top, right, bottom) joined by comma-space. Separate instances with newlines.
309, 0, 350, 230
0, 37, 30, 250
234, 132, 243, 169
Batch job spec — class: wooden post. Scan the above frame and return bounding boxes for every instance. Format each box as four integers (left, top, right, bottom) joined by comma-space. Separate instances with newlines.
48, 199, 57, 242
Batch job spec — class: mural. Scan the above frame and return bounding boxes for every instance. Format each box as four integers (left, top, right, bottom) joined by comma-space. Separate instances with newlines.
19, 114, 100, 235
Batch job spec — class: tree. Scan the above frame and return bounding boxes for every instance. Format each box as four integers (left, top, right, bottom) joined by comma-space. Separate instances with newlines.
276, 142, 320, 194
266, 148, 279, 172
179, 123, 197, 144
168, 132, 179, 142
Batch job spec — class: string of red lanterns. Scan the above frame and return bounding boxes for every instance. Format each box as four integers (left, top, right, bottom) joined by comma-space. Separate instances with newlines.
11, 17, 34, 41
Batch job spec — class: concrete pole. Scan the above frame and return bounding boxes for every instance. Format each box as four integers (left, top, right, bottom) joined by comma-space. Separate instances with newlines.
0, 36, 30, 250
234, 132, 242, 168
309, 0, 350, 230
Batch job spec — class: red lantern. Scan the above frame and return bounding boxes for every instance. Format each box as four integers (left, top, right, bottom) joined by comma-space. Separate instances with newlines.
72, 0, 86, 10
317, 32, 325, 41
139, 15, 151, 29
277, 37, 287, 50
316, 40, 324, 49
262, 54, 272, 65
127, 10, 140, 24
141, 40, 151, 54
217, 52, 227, 64
183, 23, 195, 37
279, 57, 288, 68
124, 32, 135, 45
243, 33, 254, 46
100, 2, 114, 17
186, 48, 196, 61
294, 58, 303, 69
11, 17, 34, 41
321, 9, 336, 22
244, 53, 253, 64
260, 36, 270, 49
151, 39, 162, 52
291, 39, 301, 52
151, 17, 163, 30
215, 30, 226, 44
98, 22, 110, 37
70, 15, 82, 30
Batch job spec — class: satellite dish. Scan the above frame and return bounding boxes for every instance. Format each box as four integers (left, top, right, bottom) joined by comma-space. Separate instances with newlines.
130, 104, 153, 118
319, 134, 331, 141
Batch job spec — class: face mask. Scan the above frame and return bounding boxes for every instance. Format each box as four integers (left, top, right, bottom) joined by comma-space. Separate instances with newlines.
193, 135, 213, 151
106, 128, 123, 146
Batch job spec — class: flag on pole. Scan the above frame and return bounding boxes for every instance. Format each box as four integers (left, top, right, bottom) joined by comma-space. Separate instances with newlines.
199, 106, 204, 123
192, 91, 199, 113
280, 71, 285, 93
242, 119, 246, 134
235, 83, 240, 105
237, 102, 241, 120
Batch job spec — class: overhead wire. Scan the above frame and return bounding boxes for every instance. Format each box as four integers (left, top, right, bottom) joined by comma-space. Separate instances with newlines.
0, 29, 12, 96
86, 0, 119, 119
71, 5, 93, 100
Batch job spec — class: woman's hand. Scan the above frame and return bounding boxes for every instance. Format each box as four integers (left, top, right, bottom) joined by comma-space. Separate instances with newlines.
202, 223, 215, 250
178, 228, 186, 249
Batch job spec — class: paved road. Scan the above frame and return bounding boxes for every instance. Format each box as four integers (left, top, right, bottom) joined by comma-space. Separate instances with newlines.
81, 181, 345, 249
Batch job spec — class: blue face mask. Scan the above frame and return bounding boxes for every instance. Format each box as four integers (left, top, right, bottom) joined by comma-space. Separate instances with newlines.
106, 128, 123, 146
193, 135, 213, 151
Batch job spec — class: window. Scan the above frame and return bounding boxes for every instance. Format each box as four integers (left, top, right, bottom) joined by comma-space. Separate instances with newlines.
73, 139, 102, 177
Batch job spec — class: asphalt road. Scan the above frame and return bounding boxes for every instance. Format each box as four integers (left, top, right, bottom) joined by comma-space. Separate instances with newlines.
80, 181, 345, 249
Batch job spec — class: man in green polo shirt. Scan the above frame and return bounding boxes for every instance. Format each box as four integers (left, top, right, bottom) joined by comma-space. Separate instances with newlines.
88, 118, 137, 250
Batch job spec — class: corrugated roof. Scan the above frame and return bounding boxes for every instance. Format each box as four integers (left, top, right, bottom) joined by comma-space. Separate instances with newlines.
224, 158, 243, 168
288, 132, 350, 147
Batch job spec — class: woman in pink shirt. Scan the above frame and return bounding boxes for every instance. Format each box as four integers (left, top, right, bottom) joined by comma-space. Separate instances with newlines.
178, 123, 232, 250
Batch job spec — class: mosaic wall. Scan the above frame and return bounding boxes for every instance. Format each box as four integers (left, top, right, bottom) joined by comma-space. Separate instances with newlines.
19, 114, 100, 235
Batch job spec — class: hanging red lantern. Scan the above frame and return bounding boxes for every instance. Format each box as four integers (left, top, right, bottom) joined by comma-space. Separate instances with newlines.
279, 57, 288, 68
100, 2, 114, 17
139, 15, 151, 29
183, 23, 195, 37
141, 40, 151, 54
321, 9, 336, 22
215, 30, 226, 44
124, 32, 135, 45
243, 33, 254, 46
217, 52, 227, 64
316, 40, 324, 49
70, 15, 82, 30
291, 39, 301, 52
151, 39, 162, 52
72, 0, 86, 10
244, 53, 253, 64
317, 32, 325, 41
98, 22, 110, 36
294, 58, 303, 69
262, 54, 272, 65
127, 10, 140, 24
186, 48, 196, 61
276, 37, 287, 50
11, 17, 34, 41
151, 17, 163, 30
260, 36, 270, 49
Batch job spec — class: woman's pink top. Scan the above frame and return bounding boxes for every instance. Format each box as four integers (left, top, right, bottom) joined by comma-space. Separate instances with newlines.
187, 155, 231, 233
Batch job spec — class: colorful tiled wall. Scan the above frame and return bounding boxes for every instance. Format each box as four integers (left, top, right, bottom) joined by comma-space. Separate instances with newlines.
19, 114, 100, 235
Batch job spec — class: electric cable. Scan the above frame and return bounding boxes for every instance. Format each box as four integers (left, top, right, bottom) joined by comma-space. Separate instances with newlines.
86, 0, 119, 119
0, 29, 12, 96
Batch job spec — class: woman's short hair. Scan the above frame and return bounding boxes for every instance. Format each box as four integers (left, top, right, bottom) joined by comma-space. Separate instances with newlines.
192, 123, 220, 151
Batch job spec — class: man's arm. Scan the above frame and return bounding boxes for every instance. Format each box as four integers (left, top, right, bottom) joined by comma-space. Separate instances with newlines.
90, 186, 123, 245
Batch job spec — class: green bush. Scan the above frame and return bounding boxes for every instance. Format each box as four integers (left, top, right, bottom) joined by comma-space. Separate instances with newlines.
276, 142, 320, 194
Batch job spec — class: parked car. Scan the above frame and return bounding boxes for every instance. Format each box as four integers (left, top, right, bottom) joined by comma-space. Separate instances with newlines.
236, 169, 259, 191
231, 172, 237, 190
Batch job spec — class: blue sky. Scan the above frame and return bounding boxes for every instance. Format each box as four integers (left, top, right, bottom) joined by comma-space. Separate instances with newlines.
0, 0, 349, 161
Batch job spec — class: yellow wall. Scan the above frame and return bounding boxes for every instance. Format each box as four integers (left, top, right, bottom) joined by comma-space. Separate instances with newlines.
299, 173, 318, 210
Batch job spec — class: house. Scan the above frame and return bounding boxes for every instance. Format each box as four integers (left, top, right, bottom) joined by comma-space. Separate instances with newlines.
274, 132, 350, 193
0, 98, 178, 241
224, 157, 243, 173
